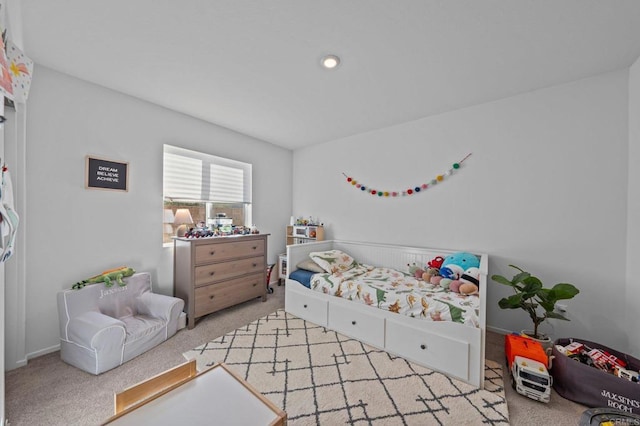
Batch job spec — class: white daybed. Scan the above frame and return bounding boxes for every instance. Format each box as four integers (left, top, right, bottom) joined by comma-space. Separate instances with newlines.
284, 240, 488, 389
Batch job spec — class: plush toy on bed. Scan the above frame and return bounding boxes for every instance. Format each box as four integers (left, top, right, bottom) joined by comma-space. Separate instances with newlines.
422, 256, 444, 282
439, 252, 480, 280
428, 256, 445, 269
422, 267, 440, 283
407, 263, 426, 279
458, 267, 481, 295
448, 266, 480, 294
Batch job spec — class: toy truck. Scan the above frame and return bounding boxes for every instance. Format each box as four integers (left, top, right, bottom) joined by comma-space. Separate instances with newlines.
505, 334, 552, 403
587, 348, 627, 372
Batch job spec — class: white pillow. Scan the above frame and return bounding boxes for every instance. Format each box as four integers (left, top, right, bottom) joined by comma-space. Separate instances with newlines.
309, 250, 357, 274
296, 259, 325, 273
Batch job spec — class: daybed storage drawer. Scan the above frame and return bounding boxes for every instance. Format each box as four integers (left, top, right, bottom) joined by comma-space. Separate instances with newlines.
286, 287, 328, 327
328, 303, 385, 348
385, 318, 470, 381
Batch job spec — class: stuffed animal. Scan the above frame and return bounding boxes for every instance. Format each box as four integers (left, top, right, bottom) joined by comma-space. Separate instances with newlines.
428, 256, 445, 269
422, 267, 440, 282
439, 277, 453, 290
430, 275, 443, 286
458, 267, 480, 295
407, 263, 425, 279
439, 252, 480, 280
72, 266, 135, 289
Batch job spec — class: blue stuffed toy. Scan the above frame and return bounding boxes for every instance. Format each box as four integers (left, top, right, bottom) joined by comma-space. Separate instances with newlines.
439, 252, 480, 280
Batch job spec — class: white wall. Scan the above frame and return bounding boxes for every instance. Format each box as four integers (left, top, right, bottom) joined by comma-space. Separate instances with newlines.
293, 70, 632, 353
628, 56, 640, 356
0, 102, 5, 423
3, 0, 24, 421
10, 65, 292, 363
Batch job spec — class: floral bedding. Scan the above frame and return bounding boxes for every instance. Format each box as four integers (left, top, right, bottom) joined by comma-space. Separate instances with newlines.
309, 264, 480, 328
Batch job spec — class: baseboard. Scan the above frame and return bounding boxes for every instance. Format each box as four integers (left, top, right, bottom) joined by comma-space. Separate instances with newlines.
23, 344, 60, 365
487, 325, 511, 336
6, 343, 59, 371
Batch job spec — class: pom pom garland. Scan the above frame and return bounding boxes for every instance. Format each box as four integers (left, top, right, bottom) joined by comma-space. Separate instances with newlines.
342, 153, 471, 197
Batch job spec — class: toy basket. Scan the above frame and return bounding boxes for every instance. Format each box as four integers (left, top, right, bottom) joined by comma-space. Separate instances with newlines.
551, 338, 640, 413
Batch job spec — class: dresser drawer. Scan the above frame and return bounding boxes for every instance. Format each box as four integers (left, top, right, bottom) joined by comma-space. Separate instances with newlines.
385, 318, 470, 381
328, 303, 385, 348
194, 256, 264, 286
195, 239, 265, 264
194, 273, 264, 317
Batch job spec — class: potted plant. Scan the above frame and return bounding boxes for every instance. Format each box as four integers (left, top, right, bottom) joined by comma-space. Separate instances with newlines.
491, 264, 579, 343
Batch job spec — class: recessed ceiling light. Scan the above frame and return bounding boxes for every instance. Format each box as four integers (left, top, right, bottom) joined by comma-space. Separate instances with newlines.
321, 54, 340, 69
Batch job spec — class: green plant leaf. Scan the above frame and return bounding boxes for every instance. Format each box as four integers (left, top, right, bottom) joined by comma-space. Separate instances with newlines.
491, 274, 514, 286
546, 311, 570, 321
511, 271, 531, 285
520, 279, 542, 297
551, 283, 579, 300
498, 294, 523, 309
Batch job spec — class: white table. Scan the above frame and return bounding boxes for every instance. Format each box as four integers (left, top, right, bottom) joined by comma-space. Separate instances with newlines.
104, 361, 286, 425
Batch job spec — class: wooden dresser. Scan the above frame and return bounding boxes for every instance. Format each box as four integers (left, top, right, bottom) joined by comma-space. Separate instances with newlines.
173, 234, 269, 329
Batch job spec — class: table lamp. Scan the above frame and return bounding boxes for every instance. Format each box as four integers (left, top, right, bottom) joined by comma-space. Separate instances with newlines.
174, 208, 193, 237
163, 209, 175, 234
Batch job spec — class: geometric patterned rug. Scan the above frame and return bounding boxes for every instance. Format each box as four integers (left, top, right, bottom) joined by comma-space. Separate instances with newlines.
183, 310, 510, 425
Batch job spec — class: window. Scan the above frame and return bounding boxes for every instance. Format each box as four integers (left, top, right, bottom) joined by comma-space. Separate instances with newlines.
163, 144, 252, 243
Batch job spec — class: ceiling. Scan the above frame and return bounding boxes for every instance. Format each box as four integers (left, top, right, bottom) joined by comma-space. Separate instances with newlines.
20, 1, 640, 150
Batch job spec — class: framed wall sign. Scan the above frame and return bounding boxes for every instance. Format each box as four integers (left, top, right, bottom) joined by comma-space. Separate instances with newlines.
85, 156, 129, 192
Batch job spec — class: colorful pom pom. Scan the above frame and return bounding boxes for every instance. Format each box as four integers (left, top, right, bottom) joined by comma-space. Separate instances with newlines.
343, 153, 470, 198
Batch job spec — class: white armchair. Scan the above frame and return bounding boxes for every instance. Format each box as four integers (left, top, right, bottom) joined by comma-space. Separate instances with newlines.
57, 272, 184, 375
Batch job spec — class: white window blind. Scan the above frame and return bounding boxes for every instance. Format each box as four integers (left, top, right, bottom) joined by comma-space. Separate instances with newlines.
163, 145, 252, 203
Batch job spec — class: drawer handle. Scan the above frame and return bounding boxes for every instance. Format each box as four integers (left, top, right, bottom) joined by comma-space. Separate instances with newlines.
210, 251, 215, 255
252, 282, 257, 287
209, 272, 215, 276
303, 304, 308, 308
420, 344, 427, 350
252, 246, 257, 250
351, 320, 356, 325
209, 295, 215, 300
252, 263, 257, 267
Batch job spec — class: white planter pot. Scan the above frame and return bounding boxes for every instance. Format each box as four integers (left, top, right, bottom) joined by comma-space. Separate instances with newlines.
521, 330, 553, 352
